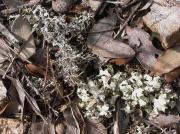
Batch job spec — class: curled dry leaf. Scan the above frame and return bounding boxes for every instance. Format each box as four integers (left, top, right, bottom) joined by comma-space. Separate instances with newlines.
151, 114, 180, 128
153, 45, 180, 81
87, 16, 135, 65
143, 0, 180, 49
126, 27, 162, 71
11, 16, 36, 60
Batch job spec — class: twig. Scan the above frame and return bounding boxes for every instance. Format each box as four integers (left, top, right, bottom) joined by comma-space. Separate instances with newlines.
113, 2, 141, 39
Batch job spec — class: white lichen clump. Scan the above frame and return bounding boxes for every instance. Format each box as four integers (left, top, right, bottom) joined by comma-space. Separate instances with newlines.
77, 67, 177, 119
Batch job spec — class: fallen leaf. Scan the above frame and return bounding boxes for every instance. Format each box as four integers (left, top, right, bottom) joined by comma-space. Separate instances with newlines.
153, 45, 180, 77
87, 16, 135, 65
11, 16, 36, 60
126, 27, 162, 70
151, 114, 180, 128
143, 0, 180, 49
86, 118, 107, 134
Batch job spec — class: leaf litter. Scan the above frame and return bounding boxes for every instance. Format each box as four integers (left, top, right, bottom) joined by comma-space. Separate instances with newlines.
0, 0, 180, 133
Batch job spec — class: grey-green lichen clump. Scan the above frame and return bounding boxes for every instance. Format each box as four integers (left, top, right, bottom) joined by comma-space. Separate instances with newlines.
77, 66, 177, 119
29, 5, 93, 85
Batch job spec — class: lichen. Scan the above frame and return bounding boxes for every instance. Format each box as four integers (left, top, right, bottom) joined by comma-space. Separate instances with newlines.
77, 66, 177, 119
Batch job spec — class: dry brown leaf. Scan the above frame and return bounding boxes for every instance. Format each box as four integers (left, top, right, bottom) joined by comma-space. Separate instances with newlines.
143, 0, 180, 49
154, 45, 180, 77
126, 27, 162, 70
87, 16, 135, 65
0, 118, 23, 134
11, 16, 36, 60
86, 118, 107, 134
151, 114, 180, 128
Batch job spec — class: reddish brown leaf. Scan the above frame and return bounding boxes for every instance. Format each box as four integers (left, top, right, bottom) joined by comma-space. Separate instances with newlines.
87, 16, 135, 65
126, 27, 162, 70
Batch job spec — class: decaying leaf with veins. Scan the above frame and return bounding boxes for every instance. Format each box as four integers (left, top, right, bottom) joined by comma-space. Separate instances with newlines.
87, 16, 135, 65
126, 27, 162, 70
11, 16, 36, 60
154, 45, 180, 81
